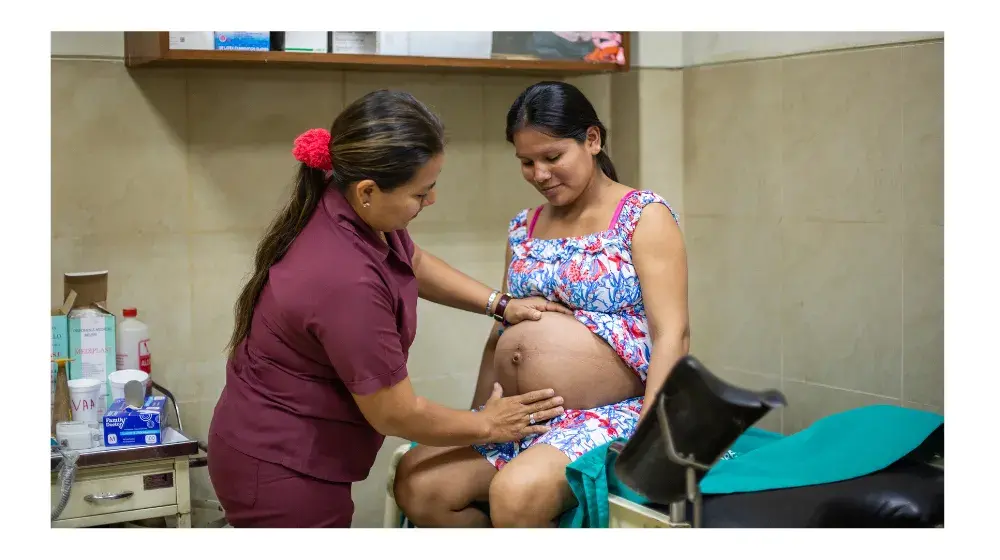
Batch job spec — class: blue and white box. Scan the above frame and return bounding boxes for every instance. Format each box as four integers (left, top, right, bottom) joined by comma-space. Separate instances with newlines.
102, 396, 166, 447
214, 31, 270, 51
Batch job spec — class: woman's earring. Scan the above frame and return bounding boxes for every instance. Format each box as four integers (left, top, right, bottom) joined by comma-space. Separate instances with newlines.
363, 202, 371, 208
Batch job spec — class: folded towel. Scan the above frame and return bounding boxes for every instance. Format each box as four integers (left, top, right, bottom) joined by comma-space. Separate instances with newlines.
560, 404, 944, 528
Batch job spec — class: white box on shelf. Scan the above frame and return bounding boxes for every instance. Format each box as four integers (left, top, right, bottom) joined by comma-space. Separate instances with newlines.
284, 32, 330, 53
168, 32, 214, 51
377, 32, 410, 56
407, 32, 492, 59
332, 32, 376, 54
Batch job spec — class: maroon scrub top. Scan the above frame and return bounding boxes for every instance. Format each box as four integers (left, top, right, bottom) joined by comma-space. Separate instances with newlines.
210, 187, 418, 483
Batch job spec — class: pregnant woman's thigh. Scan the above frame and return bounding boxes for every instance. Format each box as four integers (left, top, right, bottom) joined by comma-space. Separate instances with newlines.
493, 312, 644, 410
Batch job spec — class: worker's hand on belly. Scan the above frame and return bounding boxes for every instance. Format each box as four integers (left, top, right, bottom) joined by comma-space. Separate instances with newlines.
503, 296, 573, 325
481, 382, 565, 443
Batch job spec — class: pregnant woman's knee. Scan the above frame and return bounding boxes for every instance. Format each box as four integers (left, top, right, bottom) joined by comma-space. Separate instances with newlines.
493, 312, 643, 410
489, 444, 576, 528
394, 446, 495, 528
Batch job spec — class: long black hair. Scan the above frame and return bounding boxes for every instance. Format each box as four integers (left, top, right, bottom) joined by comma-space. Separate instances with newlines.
504, 81, 618, 182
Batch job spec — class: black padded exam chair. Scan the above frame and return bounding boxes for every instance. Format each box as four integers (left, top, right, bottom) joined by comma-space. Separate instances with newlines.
609, 355, 944, 529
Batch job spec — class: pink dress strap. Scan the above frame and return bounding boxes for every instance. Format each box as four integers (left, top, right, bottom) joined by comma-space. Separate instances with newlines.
527, 206, 544, 239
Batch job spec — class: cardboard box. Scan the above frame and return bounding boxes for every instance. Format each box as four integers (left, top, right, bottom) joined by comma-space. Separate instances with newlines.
103, 396, 166, 447
50, 310, 68, 412
61, 272, 116, 417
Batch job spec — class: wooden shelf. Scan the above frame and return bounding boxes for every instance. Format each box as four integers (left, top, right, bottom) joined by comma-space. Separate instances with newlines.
124, 32, 631, 75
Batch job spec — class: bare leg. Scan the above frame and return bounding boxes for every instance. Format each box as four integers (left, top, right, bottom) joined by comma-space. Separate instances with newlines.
394, 445, 497, 528
488, 444, 577, 528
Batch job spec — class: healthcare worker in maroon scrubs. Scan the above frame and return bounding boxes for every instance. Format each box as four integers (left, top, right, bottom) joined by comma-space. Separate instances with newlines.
207, 89, 568, 528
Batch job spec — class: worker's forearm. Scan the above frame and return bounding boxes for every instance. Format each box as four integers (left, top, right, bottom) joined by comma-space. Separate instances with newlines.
383, 395, 493, 447
414, 247, 499, 316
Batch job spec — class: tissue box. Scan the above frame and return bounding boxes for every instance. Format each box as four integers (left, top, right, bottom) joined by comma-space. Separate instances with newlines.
103, 396, 166, 447
214, 31, 270, 51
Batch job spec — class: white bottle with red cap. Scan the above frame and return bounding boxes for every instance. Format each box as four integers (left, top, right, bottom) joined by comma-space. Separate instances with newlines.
116, 308, 152, 377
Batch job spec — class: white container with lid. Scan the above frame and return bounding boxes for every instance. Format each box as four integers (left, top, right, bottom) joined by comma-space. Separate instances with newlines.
109, 369, 150, 402
56, 421, 95, 450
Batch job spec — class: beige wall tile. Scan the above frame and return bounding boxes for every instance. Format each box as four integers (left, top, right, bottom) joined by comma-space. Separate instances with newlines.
405, 231, 504, 381
712, 367, 784, 433
158, 358, 227, 405
781, 48, 903, 223
609, 72, 640, 188
638, 70, 684, 213
686, 216, 782, 376
682, 32, 942, 66
75, 233, 193, 369
782, 380, 899, 435
684, 59, 782, 218
902, 401, 943, 415
903, 225, 944, 408
187, 68, 343, 233
901, 42, 944, 226
187, 231, 260, 362
482, 76, 550, 225
50, 236, 84, 306
411, 374, 478, 411
344, 72, 488, 230
781, 221, 902, 397
564, 74, 613, 131
51, 61, 188, 237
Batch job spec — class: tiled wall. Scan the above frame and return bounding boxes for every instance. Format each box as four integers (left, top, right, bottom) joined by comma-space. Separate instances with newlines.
682, 41, 944, 434
49, 59, 611, 526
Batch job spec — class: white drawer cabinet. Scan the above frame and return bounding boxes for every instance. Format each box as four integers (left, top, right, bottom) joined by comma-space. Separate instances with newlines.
51, 429, 199, 528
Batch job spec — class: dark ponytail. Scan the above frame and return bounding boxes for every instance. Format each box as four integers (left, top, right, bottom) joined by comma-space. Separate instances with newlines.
227, 166, 326, 356
595, 150, 618, 182
227, 89, 445, 357
505, 81, 617, 182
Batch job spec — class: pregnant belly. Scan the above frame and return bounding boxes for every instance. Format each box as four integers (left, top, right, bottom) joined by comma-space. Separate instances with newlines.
493, 312, 644, 411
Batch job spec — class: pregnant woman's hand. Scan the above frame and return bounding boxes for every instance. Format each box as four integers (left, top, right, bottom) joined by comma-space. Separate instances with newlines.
503, 296, 573, 325
481, 383, 565, 442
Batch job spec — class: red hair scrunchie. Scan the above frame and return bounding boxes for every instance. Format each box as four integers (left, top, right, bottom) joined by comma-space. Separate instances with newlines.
292, 128, 333, 171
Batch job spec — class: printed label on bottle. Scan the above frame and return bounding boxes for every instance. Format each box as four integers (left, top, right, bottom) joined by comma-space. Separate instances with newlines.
138, 339, 151, 375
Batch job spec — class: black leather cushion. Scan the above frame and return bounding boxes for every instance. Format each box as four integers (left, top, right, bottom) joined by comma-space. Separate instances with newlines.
685, 460, 943, 528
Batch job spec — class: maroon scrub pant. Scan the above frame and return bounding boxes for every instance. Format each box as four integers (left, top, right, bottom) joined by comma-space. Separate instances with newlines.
208, 432, 354, 528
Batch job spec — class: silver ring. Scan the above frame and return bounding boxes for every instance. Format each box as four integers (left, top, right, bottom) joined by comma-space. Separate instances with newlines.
529, 413, 535, 425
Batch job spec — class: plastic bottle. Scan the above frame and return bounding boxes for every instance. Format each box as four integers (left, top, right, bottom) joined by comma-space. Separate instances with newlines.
116, 308, 152, 379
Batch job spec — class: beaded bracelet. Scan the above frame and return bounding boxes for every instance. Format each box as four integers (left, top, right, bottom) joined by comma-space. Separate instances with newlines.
485, 290, 500, 316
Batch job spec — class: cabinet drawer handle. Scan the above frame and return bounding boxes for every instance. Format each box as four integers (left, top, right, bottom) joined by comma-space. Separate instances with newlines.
84, 491, 134, 503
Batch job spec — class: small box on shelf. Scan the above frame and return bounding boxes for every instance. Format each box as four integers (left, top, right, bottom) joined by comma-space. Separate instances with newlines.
283, 32, 331, 53
214, 31, 270, 51
168, 32, 214, 51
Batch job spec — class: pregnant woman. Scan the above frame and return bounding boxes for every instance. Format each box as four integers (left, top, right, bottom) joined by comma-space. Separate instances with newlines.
393, 81, 691, 528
